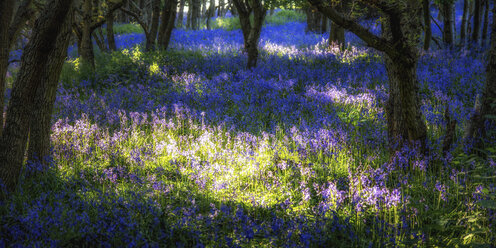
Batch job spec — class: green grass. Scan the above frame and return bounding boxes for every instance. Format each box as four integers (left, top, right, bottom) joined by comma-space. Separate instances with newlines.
213, 9, 306, 31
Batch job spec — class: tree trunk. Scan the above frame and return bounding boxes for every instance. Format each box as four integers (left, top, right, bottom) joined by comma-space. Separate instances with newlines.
0, 0, 15, 136
158, 0, 178, 50
177, 0, 185, 27
306, 8, 323, 33
465, 3, 496, 150
384, 57, 427, 150
27, 5, 73, 165
145, 0, 161, 51
232, 0, 266, 69
206, 0, 215, 30
238, 10, 250, 50
308, 0, 427, 152
472, 0, 482, 43
329, 21, 345, 47
231, 1, 238, 16
0, 0, 74, 196
94, 27, 107, 52
81, 0, 95, 69
461, 0, 468, 45
218, 0, 225, 17
321, 15, 327, 34
442, 1, 454, 47
107, 10, 117, 51
191, 0, 201, 30
423, 0, 431, 50
481, 0, 489, 44
201, 0, 207, 22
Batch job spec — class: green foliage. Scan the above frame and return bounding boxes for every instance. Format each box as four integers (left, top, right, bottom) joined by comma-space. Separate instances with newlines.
99, 22, 144, 36
213, 10, 305, 31
265, 9, 305, 24
113, 22, 144, 34
212, 16, 242, 31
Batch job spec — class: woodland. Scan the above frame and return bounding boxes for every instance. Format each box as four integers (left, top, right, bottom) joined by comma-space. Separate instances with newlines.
0, 0, 495, 246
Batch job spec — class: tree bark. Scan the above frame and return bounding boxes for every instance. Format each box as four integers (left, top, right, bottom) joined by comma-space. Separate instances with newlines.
472, 0, 482, 43
191, 0, 201, 30
145, 0, 161, 51
187, 0, 192, 28
481, 0, 489, 44
308, 0, 427, 151
81, 0, 95, 69
218, 0, 225, 17
206, 0, 215, 30
441, 1, 454, 47
106, 10, 117, 51
465, 3, 496, 150
27, 5, 73, 166
158, 0, 178, 50
423, 0, 431, 50
461, 0, 468, 45
94, 27, 107, 52
0, 0, 15, 137
305, 7, 323, 33
177, 0, 185, 27
0, 0, 74, 196
330, 21, 345, 47
321, 15, 327, 34
232, 0, 266, 69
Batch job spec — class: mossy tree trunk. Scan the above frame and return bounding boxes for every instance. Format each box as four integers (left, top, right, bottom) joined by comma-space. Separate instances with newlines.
28, 5, 74, 165
0, 0, 74, 196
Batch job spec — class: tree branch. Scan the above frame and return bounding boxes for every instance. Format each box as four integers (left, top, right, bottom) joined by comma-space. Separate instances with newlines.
90, 0, 126, 31
121, 7, 149, 34
8, 0, 35, 50
307, 0, 396, 56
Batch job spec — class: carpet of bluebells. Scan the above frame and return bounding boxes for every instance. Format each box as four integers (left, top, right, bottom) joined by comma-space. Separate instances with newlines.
1, 12, 496, 247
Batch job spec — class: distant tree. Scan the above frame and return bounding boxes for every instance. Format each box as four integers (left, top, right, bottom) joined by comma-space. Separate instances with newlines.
218, 0, 226, 17
74, 0, 124, 68
206, 0, 215, 30
308, 0, 428, 152
191, 0, 201, 29
423, 0, 432, 50
440, 0, 455, 47
121, 0, 161, 51
0, 0, 74, 197
232, 0, 267, 69
177, 0, 185, 27
305, 6, 324, 33
472, 0, 482, 44
460, 0, 468, 45
106, 3, 118, 51
481, 0, 489, 45
464, 3, 496, 151
0, 0, 35, 136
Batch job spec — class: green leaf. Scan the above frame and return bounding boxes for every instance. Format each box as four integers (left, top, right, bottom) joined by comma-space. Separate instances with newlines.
476, 199, 496, 209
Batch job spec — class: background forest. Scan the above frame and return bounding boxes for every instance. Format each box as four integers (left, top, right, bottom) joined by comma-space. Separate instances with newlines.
0, 0, 495, 247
